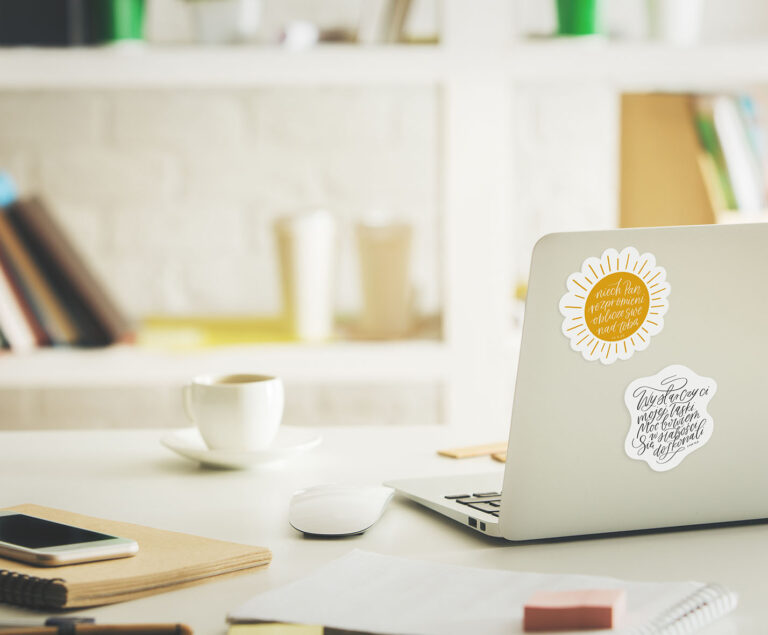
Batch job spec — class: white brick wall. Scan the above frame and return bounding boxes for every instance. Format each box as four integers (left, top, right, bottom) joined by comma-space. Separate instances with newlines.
0, 85, 616, 319
1, 87, 440, 319
511, 85, 619, 281
0, 84, 617, 429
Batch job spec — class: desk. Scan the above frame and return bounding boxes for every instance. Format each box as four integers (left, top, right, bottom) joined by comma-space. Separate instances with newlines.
0, 426, 760, 634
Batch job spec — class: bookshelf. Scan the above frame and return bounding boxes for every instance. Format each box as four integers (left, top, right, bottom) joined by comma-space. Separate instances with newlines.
2, 2, 766, 434
0, 1, 518, 436
0, 340, 451, 388
718, 210, 768, 224
4, 41, 768, 90
507, 41, 768, 90
0, 45, 446, 88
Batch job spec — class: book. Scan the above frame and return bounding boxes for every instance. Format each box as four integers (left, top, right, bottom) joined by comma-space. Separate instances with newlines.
4, 205, 107, 347
10, 198, 134, 345
0, 240, 50, 347
692, 96, 737, 211
357, 0, 396, 44
0, 504, 272, 610
357, 0, 412, 44
0, 249, 36, 352
710, 95, 765, 212
696, 152, 728, 214
620, 94, 717, 227
386, 0, 412, 43
0, 0, 93, 46
0, 211, 79, 346
735, 95, 765, 172
230, 550, 737, 635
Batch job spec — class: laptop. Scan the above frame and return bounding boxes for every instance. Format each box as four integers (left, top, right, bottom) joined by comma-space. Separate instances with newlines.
387, 223, 768, 540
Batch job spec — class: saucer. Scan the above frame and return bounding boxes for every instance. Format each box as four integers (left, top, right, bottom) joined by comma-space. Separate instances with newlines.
161, 427, 322, 470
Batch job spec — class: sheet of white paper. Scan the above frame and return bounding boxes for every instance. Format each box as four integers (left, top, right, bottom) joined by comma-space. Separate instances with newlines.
229, 550, 710, 635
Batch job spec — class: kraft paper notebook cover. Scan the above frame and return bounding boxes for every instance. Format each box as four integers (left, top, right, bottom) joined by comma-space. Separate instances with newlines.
0, 504, 271, 610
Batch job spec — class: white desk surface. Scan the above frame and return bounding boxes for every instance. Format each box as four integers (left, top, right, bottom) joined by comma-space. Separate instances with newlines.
0, 425, 760, 634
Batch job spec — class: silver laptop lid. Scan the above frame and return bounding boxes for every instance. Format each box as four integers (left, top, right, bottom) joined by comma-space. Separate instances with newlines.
501, 223, 768, 540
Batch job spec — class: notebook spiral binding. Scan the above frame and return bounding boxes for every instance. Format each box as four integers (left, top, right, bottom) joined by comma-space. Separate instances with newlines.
0, 569, 65, 609
631, 583, 738, 635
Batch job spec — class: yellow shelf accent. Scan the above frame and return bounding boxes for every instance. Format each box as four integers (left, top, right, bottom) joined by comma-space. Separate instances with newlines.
139, 316, 297, 350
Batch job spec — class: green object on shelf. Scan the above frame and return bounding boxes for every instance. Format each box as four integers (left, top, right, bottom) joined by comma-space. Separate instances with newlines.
555, 0, 601, 36
106, 0, 145, 42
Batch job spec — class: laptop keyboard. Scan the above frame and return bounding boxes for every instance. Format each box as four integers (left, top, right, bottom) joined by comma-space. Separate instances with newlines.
445, 492, 502, 517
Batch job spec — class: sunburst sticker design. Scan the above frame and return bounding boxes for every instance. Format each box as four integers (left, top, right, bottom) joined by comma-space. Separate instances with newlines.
559, 247, 670, 364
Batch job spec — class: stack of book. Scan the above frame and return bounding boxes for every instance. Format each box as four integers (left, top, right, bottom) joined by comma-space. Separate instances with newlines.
693, 94, 767, 216
0, 0, 138, 47
620, 93, 768, 228
0, 195, 133, 353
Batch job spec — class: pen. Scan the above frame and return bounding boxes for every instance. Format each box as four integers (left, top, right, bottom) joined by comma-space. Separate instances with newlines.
0, 624, 192, 635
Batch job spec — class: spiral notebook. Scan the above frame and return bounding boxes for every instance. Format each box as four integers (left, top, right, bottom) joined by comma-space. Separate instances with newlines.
0, 504, 271, 609
229, 550, 737, 635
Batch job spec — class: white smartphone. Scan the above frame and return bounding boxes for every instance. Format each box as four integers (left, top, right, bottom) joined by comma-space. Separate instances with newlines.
0, 511, 138, 566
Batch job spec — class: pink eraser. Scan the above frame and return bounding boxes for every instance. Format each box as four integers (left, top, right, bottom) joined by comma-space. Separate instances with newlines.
523, 588, 626, 632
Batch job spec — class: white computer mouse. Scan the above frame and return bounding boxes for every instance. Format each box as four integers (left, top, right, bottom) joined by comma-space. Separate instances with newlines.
288, 484, 394, 537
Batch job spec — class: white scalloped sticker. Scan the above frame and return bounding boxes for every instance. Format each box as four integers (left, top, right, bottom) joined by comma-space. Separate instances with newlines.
624, 365, 717, 472
559, 247, 670, 364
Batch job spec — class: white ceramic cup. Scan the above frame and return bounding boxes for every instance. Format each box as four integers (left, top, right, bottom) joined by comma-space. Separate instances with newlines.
183, 374, 284, 451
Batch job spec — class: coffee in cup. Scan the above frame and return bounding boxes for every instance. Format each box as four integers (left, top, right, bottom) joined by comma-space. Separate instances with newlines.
183, 374, 284, 451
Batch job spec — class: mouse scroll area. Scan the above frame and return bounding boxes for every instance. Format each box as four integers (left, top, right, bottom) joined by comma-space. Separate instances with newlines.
288, 485, 394, 537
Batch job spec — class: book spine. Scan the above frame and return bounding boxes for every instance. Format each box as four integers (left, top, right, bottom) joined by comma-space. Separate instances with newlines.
692, 97, 737, 211
387, 0, 412, 43
8, 205, 111, 346
67, 0, 86, 45
735, 94, 768, 208
0, 211, 78, 345
0, 255, 36, 352
0, 243, 50, 347
712, 95, 765, 212
14, 198, 134, 344
357, 0, 386, 44
0, 569, 66, 610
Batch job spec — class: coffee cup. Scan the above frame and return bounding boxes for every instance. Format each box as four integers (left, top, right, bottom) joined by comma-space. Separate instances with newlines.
183, 374, 284, 451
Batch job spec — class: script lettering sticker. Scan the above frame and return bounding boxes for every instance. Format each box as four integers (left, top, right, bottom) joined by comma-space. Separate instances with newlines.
559, 247, 670, 364
624, 365, 717, 472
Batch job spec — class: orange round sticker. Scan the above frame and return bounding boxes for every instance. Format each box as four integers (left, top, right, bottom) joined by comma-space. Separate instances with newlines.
560, 247, 669, 364
584, 272, 650, 342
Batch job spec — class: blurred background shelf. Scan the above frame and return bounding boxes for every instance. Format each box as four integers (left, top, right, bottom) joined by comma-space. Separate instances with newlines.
0, 45, 446, 88
0, 339, 454, 388
4, 0, 768, 434
717, 210, 768, 223
508, 41, 768, 89
5, 41, 768, 89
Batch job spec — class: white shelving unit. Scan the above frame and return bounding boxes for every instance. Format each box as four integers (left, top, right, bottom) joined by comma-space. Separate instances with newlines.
509, 40, 768, 89
4, 40, 768, 89
0, 2, 519, 436
0, 340, 449, 388
4, 3, 767, 432
0, 45, 446, 87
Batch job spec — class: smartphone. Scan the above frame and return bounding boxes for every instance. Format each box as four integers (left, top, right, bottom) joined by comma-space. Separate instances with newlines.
0, 511, 139, 566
